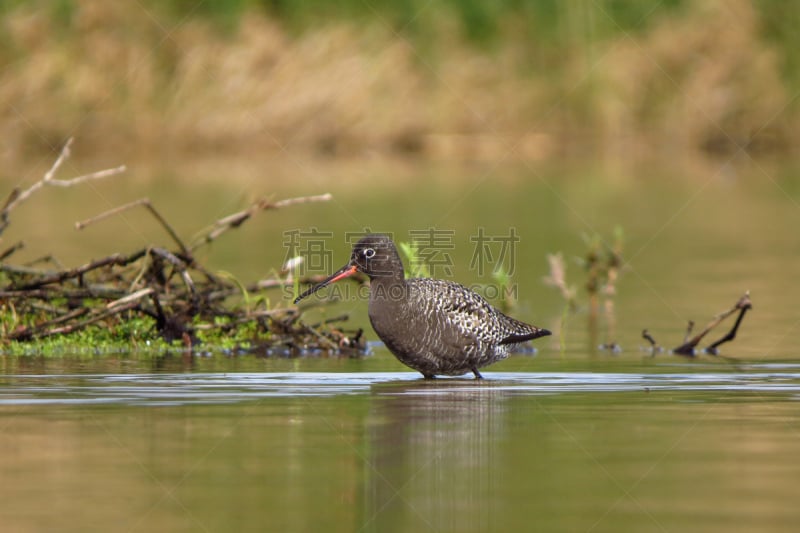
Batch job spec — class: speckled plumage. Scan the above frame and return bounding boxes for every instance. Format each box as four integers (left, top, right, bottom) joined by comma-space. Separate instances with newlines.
294, 234, 550, 379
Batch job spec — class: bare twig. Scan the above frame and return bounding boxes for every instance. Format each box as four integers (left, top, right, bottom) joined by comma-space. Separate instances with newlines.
1, 189, 20, 213
0, 287, 127, 301
309, 314, 351, 328
642, 329, 658, 348
43, 137, 74, 182
190, 193, 332, 251
4, 138, 75, 217
683, 320, 695, 343
706, 293, 752, 355
149, 247, 196, 297
641, 328, 663, 356
0, 264, 56, 277
9, 250, 147, 291
673, 292, 752, 356
21, 300, 144, 341
201, 274, 342, 303
106, 288, 155, 310
269, 194, 333, 209
0, 149, 358, 353
25, 254, 65, 270
301, 322, 339, 349
0, 241, 24, 262
76, 198, 190, 258
0, 138, 126, 235
46, 166, 127, 187
7, 307, 90, 341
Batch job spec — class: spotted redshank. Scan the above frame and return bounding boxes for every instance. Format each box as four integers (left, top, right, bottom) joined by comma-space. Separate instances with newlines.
294, 234, 550, 378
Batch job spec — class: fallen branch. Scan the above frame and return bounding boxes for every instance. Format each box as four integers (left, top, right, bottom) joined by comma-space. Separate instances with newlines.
0, 144, 362, 354
8, 250, 147, 291
641, 329, 658, 349
673, 292, 752, 355
106, 287, 155, 310
704, 293, 752, 355
149, 247, 196, 297
18, 300, 145, 341
0, 287, 127, 301
639, 292, 752, 357
7, 307, 90, 341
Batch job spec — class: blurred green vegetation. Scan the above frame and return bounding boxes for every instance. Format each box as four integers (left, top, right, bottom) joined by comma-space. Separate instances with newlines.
6, 0, 685, 37
755, 0, 800, 85
5, 0, 798, 73
0, 0, 797, 161
249, 0, 686, 44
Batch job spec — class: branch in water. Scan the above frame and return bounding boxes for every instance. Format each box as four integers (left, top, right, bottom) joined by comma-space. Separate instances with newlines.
673, 292, 752, 356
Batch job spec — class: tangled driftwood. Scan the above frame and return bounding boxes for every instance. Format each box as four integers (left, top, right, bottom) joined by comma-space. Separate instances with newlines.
0, 139, 365, 355
642, 291, 752, 357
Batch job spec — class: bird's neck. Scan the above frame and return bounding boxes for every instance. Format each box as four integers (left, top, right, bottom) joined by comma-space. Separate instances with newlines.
368, 274, 408, 304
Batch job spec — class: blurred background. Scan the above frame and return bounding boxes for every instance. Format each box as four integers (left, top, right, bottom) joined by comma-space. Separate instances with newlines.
1, 0, 798, 162
1, 0, 799, 354
4, 5, 800, 531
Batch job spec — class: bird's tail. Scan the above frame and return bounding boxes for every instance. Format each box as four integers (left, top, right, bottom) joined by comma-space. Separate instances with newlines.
499, 328, 552, 345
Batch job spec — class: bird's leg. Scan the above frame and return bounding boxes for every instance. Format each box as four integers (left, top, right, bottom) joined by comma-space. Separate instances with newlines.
472, 368, 483, 379
422, 373, 436, 380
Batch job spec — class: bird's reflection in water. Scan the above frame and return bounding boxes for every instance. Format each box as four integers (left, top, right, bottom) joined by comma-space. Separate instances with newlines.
360, 379, 510, 532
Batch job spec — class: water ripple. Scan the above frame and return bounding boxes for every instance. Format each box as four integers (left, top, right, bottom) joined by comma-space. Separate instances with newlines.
1, 367, 800, 406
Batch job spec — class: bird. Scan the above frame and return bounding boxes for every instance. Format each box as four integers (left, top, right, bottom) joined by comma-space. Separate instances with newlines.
294, 234, 550, 379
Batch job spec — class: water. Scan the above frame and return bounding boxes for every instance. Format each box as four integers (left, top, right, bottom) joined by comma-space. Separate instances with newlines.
1, 356, 800, 532
2, 155, 800, 531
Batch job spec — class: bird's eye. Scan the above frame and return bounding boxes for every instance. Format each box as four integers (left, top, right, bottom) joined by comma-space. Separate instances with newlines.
363, 248, 376, 259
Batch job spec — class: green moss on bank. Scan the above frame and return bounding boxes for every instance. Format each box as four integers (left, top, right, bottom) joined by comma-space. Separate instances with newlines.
0, 313, 272, 356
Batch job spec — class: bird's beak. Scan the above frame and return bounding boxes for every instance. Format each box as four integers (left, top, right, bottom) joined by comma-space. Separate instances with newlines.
293, 263, 359, 304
